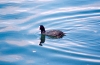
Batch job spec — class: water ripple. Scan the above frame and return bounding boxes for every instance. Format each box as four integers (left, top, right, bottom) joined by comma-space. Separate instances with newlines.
0, 1, 100, 65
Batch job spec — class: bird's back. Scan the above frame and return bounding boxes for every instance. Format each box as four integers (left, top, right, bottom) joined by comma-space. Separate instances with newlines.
45, 30, 65, 38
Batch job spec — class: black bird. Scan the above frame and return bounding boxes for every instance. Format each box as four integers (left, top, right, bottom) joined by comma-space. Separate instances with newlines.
39, 25, 65, 38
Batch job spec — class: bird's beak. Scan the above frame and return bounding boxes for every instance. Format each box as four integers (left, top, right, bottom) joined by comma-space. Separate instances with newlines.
39, 26, 40, 30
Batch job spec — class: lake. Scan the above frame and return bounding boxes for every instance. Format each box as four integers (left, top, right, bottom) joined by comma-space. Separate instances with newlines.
0, 0, 100, 65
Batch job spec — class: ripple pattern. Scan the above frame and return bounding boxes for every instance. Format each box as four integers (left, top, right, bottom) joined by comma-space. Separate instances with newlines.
0, 0, 100, 65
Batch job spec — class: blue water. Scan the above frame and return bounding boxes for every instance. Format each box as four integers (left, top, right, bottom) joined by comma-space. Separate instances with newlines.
0, 0, 100, 65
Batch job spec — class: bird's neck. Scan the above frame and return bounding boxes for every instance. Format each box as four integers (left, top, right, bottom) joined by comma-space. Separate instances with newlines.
41, 30, 45, 34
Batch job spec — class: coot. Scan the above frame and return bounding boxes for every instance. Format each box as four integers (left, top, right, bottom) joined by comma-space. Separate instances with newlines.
39, 25, 65, 38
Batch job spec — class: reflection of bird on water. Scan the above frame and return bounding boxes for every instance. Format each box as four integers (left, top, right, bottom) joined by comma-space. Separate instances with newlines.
39, 34, 45, 46
39, 25, 65, 38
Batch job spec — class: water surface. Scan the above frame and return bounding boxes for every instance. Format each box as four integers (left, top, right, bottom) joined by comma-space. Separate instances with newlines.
0, 0, 100, 65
